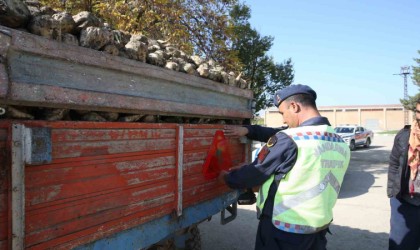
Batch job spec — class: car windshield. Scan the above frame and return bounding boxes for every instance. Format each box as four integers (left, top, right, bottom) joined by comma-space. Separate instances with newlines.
335, 127, 354, 133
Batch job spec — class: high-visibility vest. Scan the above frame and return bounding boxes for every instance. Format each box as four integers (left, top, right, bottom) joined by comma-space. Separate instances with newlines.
256, 125, 350, 234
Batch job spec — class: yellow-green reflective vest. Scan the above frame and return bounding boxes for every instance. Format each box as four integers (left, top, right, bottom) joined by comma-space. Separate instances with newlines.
256, 125, 350, 234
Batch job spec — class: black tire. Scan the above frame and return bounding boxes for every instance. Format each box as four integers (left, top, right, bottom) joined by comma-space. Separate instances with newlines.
349, 140, 356, 151
364, 138, 371, 148
185, 225, 201, 250
147, 239, 174, 250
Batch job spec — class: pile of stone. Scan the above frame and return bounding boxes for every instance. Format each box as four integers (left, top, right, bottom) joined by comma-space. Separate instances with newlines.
0, 0, 249, 88
1, 106, 240, 124
0, 1, 248, 123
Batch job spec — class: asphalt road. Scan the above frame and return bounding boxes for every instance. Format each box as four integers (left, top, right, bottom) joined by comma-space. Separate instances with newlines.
199, 134, 395, 250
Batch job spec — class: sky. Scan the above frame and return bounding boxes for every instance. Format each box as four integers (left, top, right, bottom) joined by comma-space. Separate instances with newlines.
244, 0, 420, 107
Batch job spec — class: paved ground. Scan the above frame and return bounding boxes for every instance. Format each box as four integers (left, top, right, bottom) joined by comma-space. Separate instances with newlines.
199, 134, 395, 250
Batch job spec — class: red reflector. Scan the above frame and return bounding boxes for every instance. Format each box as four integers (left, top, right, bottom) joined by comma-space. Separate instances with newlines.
202, 130, 232, 180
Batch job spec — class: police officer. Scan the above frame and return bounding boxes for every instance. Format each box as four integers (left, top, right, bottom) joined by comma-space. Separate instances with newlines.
219, 84, 350, 250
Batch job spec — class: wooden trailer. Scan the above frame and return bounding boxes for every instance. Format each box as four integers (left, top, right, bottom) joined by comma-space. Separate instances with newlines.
0, 25, 253, 249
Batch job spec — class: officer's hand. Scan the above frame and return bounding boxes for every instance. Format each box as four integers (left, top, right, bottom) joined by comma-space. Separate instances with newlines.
218, 170, 229, 184
223, 126, 248, 137
228, 163, 246, 171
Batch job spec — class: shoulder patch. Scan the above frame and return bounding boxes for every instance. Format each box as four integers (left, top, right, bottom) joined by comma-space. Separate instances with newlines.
266, 136, 277, 148
257, 146, 270, 164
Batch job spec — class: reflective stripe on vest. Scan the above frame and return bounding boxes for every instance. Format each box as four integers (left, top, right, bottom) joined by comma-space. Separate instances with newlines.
256, 125, 350, 234
273, 171, 340, 215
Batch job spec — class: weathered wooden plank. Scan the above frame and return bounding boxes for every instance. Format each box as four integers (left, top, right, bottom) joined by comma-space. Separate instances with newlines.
49, 149, 174, 165
0, 28, 11, 99
183, 137, 213, 150
7, 82, 252, 118
27, 204, 174, 249
0, 64, 7, 99
0, 142, 6, 166
183, 152, 245, 176
0, 193, 5, 214
0, 126, 8, 250
26, 154, 175, 189
183, 161, 205, 176
183, 150, 207, 162
26, 183, 175, 234
183, 184, 229, 206
0, 240, 6, 250
183, 128, 220, 138
6, 27, 252, 99
8, 52, 247, 109
182, 172, 232, 205
26, 165, 176, 206
52, 138, 176, 158
19, 121, 178, 130
0, 121, 248, 249
0, 25, 253, 119
52, 128, 176, 142
0, 214, 7, 240
54, 207, 173, 250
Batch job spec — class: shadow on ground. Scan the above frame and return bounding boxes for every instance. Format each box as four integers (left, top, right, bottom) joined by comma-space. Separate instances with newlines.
339, 147, 390, 199
328, 224, 388, 250
200, 208, 388, 250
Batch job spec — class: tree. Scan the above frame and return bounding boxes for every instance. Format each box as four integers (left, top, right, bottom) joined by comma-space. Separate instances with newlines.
413, 50, 420, 87
401, 50, 420, 111
40, 0, 240, 69
39, 0, 293, 113
229, 4, 294, 114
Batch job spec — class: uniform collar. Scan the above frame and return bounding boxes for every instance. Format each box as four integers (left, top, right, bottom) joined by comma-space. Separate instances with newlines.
300, 116, 331, 127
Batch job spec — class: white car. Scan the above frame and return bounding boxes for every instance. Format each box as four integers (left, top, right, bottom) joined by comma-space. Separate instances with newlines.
335, 125, 374, 151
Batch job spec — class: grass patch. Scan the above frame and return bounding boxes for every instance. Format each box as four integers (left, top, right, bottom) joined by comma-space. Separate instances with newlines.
377, 130, 399, 135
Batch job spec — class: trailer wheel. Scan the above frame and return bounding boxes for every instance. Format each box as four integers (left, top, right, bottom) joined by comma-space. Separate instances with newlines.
185, 225, 201, 250
147, 239, 174, 250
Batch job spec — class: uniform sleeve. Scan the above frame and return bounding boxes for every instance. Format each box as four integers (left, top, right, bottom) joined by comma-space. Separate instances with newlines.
245, 125, 281, 142
225, 132, 297, 189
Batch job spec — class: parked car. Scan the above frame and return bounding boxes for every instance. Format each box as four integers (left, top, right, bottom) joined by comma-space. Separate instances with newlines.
335, 124, 374, 151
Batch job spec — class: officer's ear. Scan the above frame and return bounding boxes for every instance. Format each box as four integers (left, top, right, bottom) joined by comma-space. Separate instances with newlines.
288, 101, 301, 113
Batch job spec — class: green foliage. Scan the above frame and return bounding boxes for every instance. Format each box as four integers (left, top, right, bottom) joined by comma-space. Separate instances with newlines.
377, 130, 399, 135
40, 0, 241, 69
400, 93, 420, 111
401, 50, 420, 111
229, 4, 294, 114
40, 0, 94, 13
251, 116, 264, 125
413, 50, 420, 87
39, 1, 294, 113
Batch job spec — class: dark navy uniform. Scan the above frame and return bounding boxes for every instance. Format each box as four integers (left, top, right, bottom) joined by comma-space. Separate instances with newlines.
225, 116, 331, 250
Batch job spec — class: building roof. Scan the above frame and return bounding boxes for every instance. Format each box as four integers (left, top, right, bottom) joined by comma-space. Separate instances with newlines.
265, 104, 403, 112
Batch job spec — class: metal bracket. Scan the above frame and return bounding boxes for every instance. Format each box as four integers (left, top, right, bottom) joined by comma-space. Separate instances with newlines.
176, 125, 184, 216
220, 202, 237, 225
25, 127, 52, 165
11, 124, 53, 249
11, 124, 26, 250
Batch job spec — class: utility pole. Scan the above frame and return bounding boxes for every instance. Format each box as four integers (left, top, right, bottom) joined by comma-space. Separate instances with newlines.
393, 66, 411, 125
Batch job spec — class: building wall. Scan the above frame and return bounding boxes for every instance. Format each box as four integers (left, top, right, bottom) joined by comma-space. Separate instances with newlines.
264, 104, 413, 131
385, 109, 406, 130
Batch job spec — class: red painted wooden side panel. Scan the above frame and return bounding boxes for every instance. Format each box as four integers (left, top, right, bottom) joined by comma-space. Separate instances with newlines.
182, 127, 246, 207
0, 121, 248, 249
21, 122, 180, 248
